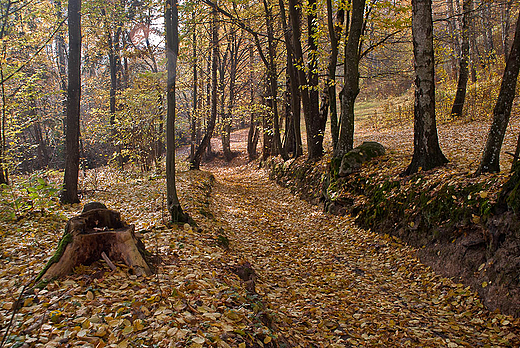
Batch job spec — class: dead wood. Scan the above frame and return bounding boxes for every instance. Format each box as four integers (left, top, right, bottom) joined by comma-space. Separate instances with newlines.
38, 208, 152, 282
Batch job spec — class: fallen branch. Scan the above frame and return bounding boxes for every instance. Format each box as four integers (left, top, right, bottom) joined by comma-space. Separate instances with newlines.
101, 251, 117, 272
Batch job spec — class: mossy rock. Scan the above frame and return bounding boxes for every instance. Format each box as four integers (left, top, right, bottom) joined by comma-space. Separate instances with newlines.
338, 142, 385, 177
339, 151, 364, 176
356, 141, 386, 159
498, 162, 520, 217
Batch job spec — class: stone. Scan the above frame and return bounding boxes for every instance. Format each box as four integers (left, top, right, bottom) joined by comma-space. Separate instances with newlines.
338, 142, 385, 177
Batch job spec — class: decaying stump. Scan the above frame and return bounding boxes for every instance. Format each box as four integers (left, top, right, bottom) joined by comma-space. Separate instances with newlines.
38, 204, 152, 282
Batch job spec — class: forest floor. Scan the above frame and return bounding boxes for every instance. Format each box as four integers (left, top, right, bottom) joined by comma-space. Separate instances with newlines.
1, 116, 520, 347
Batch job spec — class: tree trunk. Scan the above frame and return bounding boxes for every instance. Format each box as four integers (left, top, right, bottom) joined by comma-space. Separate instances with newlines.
191, 5, 219, 170
107, 25, 122, 167
38, 208, 152, 282
482, 1, 495, 63
450, 0, 470, 118
54, 0, 67, 136
336, 0, 365, 158
0, 0, 11, 184
223, 30, 241, 162
501, 0, 513, 60
61, 0, 81, 204
283, 74, 295, 156
165, 0, 188, 222
33, 116, 49, 168
190, 15, 197, 161
306, 0, 326, 160
262, 88, 274, 161
278, 0, 302, 157
263, 0, 284, 159
218, 40, 229, 160
247, 42, 259, 161
288, 0, 324, 160
476, 12, 520, 175
327, 0, 344, 153
247, 111, 260, 161
446, 0, 461, 79
404, 0, 448, 175
0, 61, 7, 184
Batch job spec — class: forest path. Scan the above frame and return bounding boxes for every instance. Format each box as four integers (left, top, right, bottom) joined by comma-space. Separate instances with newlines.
205, 161, 517, 347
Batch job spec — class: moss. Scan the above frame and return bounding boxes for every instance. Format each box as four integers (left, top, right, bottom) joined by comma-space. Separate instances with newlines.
35, 231, 73, 284
354, 175, 497, 244
356, 141, 386, 159
330, 157, 342, 179
504, 163, 520, 215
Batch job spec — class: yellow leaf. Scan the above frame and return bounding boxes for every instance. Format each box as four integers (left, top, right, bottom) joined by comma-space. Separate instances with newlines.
482, 281, 488, 288
480, 191, 488, 199
264, 336, 272, 344
121, 325, 133, 335
86, 291, 94, 301
238, 343, 246, 348
133, 319, 144, 331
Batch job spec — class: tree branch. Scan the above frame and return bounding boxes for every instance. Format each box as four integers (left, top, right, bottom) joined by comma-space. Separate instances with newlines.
0, 17, 68, 85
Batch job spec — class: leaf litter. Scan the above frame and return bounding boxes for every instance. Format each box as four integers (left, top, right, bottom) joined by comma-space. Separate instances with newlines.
206, 162, 520, 347
0, 122, 519, 347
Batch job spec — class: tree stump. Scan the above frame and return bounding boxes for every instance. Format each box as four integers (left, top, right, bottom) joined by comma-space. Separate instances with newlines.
38, 206, 152, 282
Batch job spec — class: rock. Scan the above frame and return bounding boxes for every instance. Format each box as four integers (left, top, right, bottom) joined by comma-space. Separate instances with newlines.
356, 141, 386, 159
339, 150, 364, 176
338, 142, 385, 177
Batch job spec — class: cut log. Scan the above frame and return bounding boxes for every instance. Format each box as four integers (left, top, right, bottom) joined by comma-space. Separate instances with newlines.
38, 208, 152, 282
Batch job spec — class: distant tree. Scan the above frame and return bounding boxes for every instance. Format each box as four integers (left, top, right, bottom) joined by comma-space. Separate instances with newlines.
445, 0, 461, 79
191, 4, 218, 170
61, 0, 82, 204
326, 0, 344, 154
165, 0, 189, 222
278, 0, 302, 158
263, 0, 284, 159
501, 1, 513, 60
450, 0, 471, 118
476, 12, 520, 175
404, 0, 448, 175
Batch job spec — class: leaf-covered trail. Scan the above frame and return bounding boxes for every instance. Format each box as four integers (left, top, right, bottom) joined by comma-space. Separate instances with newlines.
208, 163, 518, 347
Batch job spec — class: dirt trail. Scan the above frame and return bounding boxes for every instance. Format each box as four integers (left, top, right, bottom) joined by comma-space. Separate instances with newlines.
201, 136, 519, 346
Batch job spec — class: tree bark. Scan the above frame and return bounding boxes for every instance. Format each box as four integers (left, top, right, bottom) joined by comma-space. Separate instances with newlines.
107, 23, 123, 167
278, 0, 302, 157
450, 0, 470, 118
61, 0, 81, 204
247, 112, 260, 161
38, 208, 152, 282
327, 0, 345, 153
336, 0, 365, 158
32, 112, 49, 168
481, 1, 495, 63
288, 0, 325, 160
191, 5, 218, 170
54, 0, 67, 136
446, 0, 461, 79
263, 0, 284, 159
404, 0, 448, 175
165, 0, 188, 222
262, 87, 274, 161
476, 12, 520, 175
501, 0, 513, 60
247, 42, 260, 161
190, 15, 197, 161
